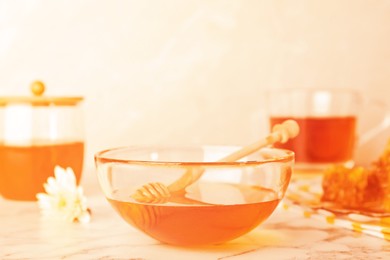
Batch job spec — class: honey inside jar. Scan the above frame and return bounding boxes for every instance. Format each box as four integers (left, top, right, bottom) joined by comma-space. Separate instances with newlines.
0, 141, 84, 200
0, 81, 84, 201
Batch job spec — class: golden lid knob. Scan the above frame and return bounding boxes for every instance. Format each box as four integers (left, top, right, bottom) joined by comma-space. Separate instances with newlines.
0, 80, 83, 106
30, 80, 45, 96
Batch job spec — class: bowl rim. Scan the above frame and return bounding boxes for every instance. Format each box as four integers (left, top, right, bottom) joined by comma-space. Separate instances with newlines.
94, 145, 295, 168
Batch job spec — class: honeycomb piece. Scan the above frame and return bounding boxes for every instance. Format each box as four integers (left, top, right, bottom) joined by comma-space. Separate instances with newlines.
321, 165, 370, 208
321, 140, 390, 212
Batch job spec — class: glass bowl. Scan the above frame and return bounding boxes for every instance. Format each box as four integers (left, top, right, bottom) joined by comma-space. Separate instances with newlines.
94, 145, 294, 246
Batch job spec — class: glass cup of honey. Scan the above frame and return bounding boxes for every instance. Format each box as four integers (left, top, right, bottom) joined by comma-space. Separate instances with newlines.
95, 145, 294, 246
266, 88, 390, 173
0, 81, 84, 201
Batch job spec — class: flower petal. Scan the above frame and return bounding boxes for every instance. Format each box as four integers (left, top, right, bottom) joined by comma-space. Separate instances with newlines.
36, 166, 91, 223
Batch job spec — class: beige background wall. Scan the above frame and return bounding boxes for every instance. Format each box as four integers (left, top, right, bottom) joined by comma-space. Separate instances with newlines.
1, 0, 390, 168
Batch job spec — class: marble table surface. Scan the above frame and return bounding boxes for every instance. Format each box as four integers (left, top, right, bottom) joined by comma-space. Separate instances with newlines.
1, 171, 389, 260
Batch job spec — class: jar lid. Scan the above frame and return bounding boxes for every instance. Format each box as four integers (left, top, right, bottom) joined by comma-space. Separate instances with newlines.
0, 81, 84, 106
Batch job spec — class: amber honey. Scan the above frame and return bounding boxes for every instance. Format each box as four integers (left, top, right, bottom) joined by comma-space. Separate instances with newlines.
107, 184, 280, 246
270, 116, 356, 164
0, 141, 84, 200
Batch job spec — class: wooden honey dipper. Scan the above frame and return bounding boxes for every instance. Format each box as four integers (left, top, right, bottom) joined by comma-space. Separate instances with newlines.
131, 119, 299, 204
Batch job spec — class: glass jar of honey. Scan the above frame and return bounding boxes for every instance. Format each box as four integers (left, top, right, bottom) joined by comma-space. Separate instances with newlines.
0, 81, 84, 201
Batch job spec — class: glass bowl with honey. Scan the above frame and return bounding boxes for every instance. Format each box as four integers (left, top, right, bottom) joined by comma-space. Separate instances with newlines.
94, 145, 294, 246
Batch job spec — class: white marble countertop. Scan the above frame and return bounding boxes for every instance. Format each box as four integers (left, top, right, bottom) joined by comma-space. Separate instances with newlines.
1, 170, 389, 260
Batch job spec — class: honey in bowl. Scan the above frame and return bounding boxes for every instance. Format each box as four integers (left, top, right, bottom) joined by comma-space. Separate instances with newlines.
108, 183, 280, 246
95, 146, 294, 246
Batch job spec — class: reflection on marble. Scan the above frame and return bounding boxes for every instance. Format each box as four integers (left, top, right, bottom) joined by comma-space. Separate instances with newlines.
1, 175, 389, 260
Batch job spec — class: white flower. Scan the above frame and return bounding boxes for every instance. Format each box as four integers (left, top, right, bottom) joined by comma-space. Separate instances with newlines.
36, 166, 91, 223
